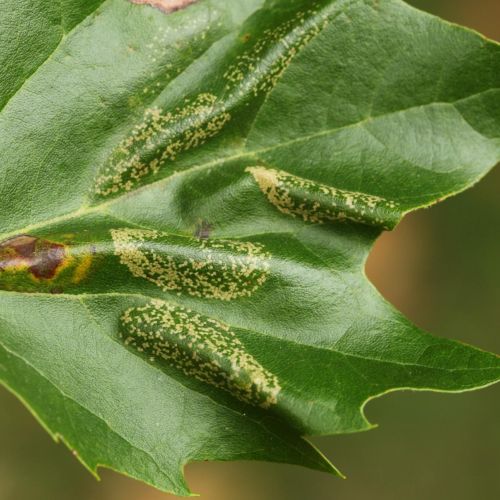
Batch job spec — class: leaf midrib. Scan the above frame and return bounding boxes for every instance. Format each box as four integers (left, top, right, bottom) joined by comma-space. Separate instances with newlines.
2, 0, 497, 243
1, 289, 498, 374
2, 289, 496, 451
1, 88, 496, 244
0, 306, 331, 475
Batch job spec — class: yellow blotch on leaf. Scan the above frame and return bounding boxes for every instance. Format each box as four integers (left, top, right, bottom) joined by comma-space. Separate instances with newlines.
71, 254, 93, 284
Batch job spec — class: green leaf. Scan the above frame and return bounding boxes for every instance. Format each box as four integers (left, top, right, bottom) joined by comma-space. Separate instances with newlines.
0, 0, 499, 495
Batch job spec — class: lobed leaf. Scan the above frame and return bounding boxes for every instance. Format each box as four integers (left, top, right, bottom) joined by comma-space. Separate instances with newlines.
0, 0, 499, 495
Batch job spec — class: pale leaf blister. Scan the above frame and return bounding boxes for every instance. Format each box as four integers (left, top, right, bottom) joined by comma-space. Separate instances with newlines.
122, 300, 281, 408
94, 94, 230, 197
111, 228, 271, 300
93, 4, 331, 199
223, 4, 331, 98
247, 167, 401, 229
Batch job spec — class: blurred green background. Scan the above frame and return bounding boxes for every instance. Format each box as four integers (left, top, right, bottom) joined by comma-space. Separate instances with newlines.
1, 1, 499, 499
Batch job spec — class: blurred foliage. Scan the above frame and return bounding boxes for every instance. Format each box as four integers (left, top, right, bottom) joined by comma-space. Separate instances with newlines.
1, 1, 498, 499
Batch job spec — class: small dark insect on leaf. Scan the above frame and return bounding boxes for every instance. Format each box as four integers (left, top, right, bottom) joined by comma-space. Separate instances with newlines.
194, 220, 213, 240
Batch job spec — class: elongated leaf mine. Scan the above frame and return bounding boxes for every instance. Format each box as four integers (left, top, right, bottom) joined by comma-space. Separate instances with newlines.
224, 4, 330, 97
93, 6, 331, 200
94, 94, 230, 198
247, 167, 401, 229
122, 300, 281, 408
111, 228, 270, 300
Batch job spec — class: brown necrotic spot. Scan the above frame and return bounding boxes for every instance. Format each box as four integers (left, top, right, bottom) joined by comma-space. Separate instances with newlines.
0, 235, 66, 280
1, 235, 37, 257
129, 0, 198, 13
